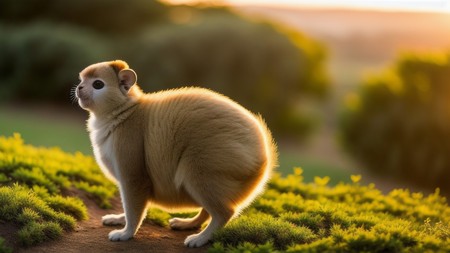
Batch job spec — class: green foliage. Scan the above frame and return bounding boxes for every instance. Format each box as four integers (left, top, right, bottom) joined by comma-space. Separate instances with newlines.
207, 168, 449, 252
144, 166, 450, 252
146, 208, 172, 227
0, 23, 110, 103
0, 1, 329, 138
340, 52, 450, 193
0, 0, 168, 35
0, 134, 116, 246
214, 213, 315, 249
17, 221, 62, 247
73, 182, 116, 209
209, 242, 279, 253
0, 134, 116, 206
0, 184, 74, 246
131, 13, 328, 136
45, 195, 88, 221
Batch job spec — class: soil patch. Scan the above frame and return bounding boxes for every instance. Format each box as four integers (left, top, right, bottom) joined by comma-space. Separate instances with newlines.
15, 196, 208, 253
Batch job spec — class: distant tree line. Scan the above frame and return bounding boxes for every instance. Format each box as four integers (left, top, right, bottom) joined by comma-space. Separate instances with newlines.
0, 0, 329, 138
340, 53, 450, 193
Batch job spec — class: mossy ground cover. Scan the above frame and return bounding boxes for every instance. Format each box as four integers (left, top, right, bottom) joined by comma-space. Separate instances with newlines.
0, 134, 449, 252
207, 169, 450, 252
0, 134, 116, 250
144, 171, 449, 252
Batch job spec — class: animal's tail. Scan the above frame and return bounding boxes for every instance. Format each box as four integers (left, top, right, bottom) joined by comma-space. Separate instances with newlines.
235, 114, 278, 215
257, 114, 279, 183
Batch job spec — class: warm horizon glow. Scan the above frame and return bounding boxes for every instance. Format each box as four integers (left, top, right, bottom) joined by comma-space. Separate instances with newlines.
161, 0, 450, 13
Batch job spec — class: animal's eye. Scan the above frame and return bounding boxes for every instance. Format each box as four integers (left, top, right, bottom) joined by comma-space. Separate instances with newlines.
92, 80, 104, 90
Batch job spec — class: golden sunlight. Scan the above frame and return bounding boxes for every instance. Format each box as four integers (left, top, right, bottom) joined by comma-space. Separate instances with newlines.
161, 0, 450, 13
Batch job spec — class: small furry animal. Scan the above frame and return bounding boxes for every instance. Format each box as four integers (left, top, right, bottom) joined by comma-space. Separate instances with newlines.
75, 60, 277, 247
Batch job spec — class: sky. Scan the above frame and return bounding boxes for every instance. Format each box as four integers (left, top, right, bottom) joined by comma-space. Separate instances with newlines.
161, 0, 450, 13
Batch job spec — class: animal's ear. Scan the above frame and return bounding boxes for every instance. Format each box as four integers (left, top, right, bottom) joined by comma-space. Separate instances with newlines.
118, 69, 137, 94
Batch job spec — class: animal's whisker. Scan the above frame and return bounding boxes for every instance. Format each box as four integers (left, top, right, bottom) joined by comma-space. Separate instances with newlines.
70, 85, 78, 104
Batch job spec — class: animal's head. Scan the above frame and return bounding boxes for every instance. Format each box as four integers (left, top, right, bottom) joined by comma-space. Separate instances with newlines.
75, 60, 140, 113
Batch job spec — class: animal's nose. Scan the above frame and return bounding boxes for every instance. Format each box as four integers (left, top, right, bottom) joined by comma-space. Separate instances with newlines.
78, 85, 84, 90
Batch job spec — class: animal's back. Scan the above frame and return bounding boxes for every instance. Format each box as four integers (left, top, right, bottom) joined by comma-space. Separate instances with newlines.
141, 87, 277, 210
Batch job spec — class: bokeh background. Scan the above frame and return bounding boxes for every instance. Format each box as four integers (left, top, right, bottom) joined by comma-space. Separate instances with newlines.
1, 0, 449, 196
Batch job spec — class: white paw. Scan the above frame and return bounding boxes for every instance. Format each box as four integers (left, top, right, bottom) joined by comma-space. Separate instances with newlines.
108, 229, 133, 241
169, 218, 198, 230
184, 233, 210, 248
169, 218, 183, 230
102, 214, 125, 226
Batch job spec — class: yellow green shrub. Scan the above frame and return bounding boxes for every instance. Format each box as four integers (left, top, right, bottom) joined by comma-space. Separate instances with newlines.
0, 134, 116, 247
340, 52, 450, 193
208, 168, 449, 252
0, 134, 116, 207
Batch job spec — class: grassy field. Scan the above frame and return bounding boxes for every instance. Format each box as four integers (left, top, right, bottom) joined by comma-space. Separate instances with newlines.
0, 106, 91, 155
0, 106, 352, 184
1, 135, 448, 252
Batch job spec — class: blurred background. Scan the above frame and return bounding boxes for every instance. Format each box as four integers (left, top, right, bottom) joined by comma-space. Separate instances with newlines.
1, 0, 449, 196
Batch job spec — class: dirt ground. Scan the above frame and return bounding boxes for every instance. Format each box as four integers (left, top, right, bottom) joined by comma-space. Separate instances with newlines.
14, 197, 208, 253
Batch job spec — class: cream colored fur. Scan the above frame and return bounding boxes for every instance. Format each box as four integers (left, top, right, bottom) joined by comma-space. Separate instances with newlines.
75, 60, 278, 247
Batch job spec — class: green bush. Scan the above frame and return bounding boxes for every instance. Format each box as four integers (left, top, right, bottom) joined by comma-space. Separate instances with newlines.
0, 0, 168, 35
0, 134, 116, 247
0, 23, 110, 103
0, 2, 329, 138
340, 52, 450, 193
130, 14, 328, 136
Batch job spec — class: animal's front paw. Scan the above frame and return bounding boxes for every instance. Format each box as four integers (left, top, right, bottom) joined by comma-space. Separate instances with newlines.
184, 233, 210, 248
102, 214, 125, 226
108, 229, 133, 241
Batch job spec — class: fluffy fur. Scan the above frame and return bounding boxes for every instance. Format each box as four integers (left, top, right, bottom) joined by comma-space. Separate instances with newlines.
75, 60, 278, 247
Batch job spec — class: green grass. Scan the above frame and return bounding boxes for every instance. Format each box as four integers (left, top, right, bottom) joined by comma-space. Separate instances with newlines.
0, 107, 91, 154
0, 134, 449, 252
0, 134, 116, 248
0, 185, 75, 246
278, 151, 351, 185
206, 170, 450, 252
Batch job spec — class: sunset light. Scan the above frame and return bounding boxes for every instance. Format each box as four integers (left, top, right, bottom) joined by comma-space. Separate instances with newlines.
1, 0, 450, 252
162, 0, 450, 13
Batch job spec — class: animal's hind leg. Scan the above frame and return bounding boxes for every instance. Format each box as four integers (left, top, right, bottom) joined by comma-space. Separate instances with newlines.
184, 202, 234, 247
169, 208, 210, 230
175, 157, 240, 247
180, 178, 236, 247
